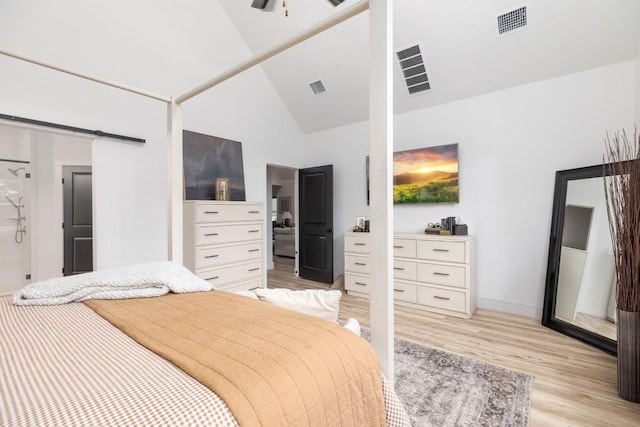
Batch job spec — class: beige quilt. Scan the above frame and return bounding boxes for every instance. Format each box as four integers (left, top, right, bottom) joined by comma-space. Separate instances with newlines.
85, 291, 387, 426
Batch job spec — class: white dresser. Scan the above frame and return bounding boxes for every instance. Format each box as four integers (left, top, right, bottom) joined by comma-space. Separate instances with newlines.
344, 232, 476, 319
183, 201, 264, 292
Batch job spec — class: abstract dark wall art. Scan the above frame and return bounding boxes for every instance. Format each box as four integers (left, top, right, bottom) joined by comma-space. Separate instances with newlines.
183, 130, 246, 201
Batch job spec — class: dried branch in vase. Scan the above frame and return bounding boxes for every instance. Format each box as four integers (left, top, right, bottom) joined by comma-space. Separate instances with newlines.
604, 129, 640, 312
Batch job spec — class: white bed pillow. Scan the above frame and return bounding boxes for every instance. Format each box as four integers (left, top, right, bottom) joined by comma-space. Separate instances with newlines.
342, 318, 361, 336
254, 288, 341, 323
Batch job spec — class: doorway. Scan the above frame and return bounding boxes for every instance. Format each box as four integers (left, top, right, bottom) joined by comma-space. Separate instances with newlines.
267, 164, 297, 276
0, 123, 93, 289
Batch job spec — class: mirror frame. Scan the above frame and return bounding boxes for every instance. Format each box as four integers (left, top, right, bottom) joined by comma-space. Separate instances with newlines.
542, 163, 617, 355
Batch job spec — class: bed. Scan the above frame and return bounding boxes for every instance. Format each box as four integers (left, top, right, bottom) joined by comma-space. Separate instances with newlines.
1, 262, 410, 426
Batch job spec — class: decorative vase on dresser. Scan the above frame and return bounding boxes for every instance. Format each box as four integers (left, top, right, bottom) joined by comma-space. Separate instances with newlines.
183, 201, 264, 292
344, 232, 476, 319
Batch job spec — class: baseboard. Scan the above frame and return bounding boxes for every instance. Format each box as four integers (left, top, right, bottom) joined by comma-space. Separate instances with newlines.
477, 298, 542, 320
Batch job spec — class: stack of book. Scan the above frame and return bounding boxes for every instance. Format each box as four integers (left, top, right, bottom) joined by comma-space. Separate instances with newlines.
440, 216, 456, 235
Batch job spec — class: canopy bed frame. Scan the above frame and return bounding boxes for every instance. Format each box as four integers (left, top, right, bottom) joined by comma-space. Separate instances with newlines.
0, 0, 395, 378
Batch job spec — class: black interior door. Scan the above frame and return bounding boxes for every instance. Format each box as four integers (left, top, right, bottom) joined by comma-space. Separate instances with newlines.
298, 165, 333, 283
63, 166, 93, 276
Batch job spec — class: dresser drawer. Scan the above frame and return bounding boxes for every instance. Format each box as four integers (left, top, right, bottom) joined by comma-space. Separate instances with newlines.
417, 240, 466, 263
195, 242, 262, 269
393, 259, 417, 281
196, 261, 262, 287
345, 274, 370, 294
219, 278, 263, 292
195, 203, 262, 223
345, 255, 371, 274
417, 263, 466, 288
345, 234, 371, 254
418, 286, 466, 313
195, 224, 262, 246
393, 281, 417, 303
393, 238, 417, 258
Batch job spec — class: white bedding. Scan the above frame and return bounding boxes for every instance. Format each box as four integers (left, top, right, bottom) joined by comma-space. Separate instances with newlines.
12, 261, 212, 306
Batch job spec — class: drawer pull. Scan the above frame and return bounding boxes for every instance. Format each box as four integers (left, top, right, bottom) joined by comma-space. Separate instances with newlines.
393, 289, 405, 293
204, 254, 219, 259
204, 233, 219, 236
249, 286, 260, 290
204, 211, 219, 214
248, 249, 260, 252
248, 210, 260, 214
205, 276, 219, 281
354, 282, 367, 286
393, 267, 405, 271
433, 248, 450, 252
393, 245, 404, 249
354, 243, 366, 246
248, 230, 260, 233
248, 267, 260, 272
433, 272, 450, 276
433, 295, 450, 301
354, 262, 367, 266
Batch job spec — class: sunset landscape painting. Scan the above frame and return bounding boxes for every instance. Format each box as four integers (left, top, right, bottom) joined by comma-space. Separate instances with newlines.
393, 143, 459, 203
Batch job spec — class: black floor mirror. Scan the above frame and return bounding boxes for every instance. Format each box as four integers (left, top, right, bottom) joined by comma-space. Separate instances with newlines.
542, 163, 617, 355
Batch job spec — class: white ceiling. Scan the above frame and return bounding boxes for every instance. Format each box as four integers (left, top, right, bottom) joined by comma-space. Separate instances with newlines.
219, 0, 640, 134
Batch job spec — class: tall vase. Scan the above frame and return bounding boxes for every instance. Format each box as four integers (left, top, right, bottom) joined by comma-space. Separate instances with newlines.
617, 309, 640, 402
215, 178, 230, 201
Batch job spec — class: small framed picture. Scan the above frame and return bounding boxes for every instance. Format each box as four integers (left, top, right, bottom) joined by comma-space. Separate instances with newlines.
278, 197, 291, 214
356, 216, 367, 229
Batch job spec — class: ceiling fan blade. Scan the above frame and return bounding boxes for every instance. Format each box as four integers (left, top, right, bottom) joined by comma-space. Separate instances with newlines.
251, 0, 343, 10
251, 0, 270, 9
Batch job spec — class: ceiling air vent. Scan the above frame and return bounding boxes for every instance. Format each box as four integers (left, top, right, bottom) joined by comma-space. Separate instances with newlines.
497, 5, 528, 36
309, 80, 327, 95
395, 44, 430, 95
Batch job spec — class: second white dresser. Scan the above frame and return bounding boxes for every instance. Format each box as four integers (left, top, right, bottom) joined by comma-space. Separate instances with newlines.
344, 232, 476, 319
183, 201, 264, 292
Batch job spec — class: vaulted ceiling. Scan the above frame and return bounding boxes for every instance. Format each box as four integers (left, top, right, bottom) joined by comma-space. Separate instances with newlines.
219, 0, 640, 134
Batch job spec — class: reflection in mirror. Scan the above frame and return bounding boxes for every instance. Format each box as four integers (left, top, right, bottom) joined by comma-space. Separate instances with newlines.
555, 178, 616, 341
543, 164, 618, 355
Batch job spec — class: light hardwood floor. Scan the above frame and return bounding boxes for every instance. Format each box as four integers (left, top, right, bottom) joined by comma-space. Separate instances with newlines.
269, 257, 640, 426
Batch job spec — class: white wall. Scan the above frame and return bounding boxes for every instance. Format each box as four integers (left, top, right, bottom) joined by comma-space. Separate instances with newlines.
0, 127, 31, 161
304, 60, 637, 317
0, 0, 306, 271
637, 46, 640, 119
